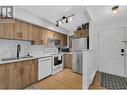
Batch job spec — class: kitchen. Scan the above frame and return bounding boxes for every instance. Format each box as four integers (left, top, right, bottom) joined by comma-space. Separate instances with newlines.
0, 5, 127, 90
0, 6, 88, 89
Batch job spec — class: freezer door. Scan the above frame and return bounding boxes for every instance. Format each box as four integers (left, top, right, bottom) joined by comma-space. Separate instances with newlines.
72, 38, 87, 50
72, 51, 83, 74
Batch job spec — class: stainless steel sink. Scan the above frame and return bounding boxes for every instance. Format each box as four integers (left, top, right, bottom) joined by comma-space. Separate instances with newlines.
2, 56, 33, 61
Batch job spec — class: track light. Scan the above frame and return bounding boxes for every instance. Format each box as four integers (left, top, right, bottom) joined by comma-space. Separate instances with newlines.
56, 22, 58, 26
56, 14, 75, 27
66, 18, 68, 23
58, 21, 62, 26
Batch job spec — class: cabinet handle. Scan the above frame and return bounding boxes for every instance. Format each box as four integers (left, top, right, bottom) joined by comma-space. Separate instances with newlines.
20, 33, 23, 38
22, 68, 24, 75
20, 68, 22, 75
17, 32, 20, 38
23, 68, 25, 74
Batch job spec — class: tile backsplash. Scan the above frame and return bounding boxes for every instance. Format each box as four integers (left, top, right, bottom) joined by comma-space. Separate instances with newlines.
0, 39, 57, 60
0, 39, 31, 60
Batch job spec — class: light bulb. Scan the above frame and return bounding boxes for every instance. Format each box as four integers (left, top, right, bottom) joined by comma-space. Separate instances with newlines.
68, 16, 73, 22
58, 21, 62, 26
113, 10, 118, 14
112, 6, 119, 14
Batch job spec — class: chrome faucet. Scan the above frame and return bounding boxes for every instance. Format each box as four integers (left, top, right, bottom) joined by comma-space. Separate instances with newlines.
17, 44, 21, 58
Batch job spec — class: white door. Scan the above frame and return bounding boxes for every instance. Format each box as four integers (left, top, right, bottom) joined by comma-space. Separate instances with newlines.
99, 27, 125, 77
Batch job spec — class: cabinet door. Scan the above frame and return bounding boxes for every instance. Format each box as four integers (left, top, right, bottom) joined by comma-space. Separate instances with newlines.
27, 23, 34, 41
29, 60, 38, 84
47, 30, 54, 39
20, 21, 28, 40
14, 20, 21, 39
64, 54, 72, 69
15, 20, 28, 40
40, 28, 45, 44
4, 21, 15, 39
63, 34, 67, 46
0, 23, 4, 38
53, 32, 59, 39
7, 62, 22, 89
40, 28, 48, 45
21, 61, 30, 88
32, 26, 40, 45
0, 64, 8, 89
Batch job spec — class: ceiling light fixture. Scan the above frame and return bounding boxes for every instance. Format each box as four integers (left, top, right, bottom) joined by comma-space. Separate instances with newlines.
112, 6, 119, 14
56, 14, 75, 27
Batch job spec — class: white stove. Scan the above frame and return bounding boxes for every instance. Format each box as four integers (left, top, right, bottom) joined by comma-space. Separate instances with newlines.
44, 48, 63, 75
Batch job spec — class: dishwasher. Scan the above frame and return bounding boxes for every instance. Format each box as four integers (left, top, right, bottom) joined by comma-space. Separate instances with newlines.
38, 57, 52, 80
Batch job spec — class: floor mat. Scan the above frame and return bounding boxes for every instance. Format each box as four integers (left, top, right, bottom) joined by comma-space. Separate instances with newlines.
101, 72, 127, 89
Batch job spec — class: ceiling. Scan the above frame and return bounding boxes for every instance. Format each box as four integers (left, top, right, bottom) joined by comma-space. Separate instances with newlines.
17, 6, 88, 32
16, 6, 127, 32
88, 6, 127, 30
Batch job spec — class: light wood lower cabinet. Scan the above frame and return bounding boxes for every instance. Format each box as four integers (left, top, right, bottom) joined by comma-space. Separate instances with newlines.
29, 60, 38, 85
64, 54, 72, 69
0, 64, 8, 89
7, 62, 23, 89
0, 59, 38, 89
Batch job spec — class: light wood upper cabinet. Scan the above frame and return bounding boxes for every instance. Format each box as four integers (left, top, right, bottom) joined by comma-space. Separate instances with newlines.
32, 26, 41, 45
53, 32, 59, 39
74, 29, 89, 38
0, 19, 68, 46
47, 30, 54, 39
3, 21, 15, 39
27, 23, 34, 41
0, 23, 4, 38
40, 28, 48, 45
14, 20, 28, 40
57, 33, 67, 47
63, 34, 67, 46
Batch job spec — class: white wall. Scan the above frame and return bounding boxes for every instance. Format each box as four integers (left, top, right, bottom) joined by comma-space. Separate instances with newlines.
83, 50, 95, 89
29, 42, 57, 57
0, 39, 31, 60
15, 7, 68, 35
81, 7, 98, 89
0, 39, 58, 60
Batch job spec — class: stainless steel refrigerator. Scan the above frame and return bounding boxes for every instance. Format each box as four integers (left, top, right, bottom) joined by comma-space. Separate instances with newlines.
72, 37, 89, 74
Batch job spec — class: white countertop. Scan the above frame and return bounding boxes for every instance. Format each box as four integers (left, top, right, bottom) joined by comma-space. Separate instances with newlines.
59, 52, 72, 55
0, 55, 52, 64
0, 51, 76, 64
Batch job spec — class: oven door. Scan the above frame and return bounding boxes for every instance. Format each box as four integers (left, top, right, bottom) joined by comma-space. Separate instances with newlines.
54, 56, 62, 66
